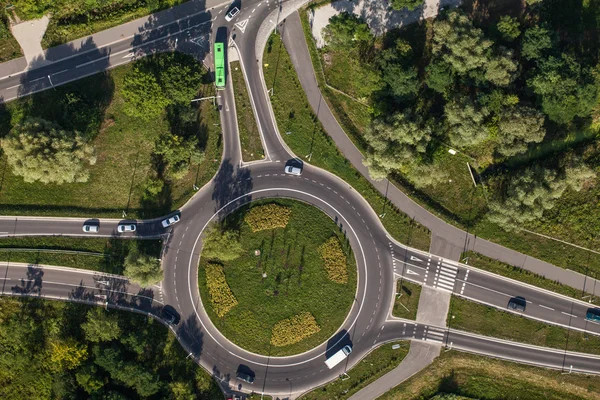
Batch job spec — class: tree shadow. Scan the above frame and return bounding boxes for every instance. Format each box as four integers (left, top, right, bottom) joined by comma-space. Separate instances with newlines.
11, 265, 44, 295
211, 160, 253, 210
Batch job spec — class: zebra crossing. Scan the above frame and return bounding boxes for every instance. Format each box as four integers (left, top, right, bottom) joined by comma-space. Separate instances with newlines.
422, 326, 446, 344
432, 261, 458, 292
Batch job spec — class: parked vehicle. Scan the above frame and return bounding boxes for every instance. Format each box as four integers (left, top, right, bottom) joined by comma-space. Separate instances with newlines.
161, 215, 180, 228
507, 296, 526, 312
225, 6, 240, 21
117, 224, 136, 233
325, 345, 352, 369
82, 224, 99, 233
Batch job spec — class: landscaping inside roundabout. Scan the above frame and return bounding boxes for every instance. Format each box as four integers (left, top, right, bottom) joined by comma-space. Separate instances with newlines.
198, 199, 357, 356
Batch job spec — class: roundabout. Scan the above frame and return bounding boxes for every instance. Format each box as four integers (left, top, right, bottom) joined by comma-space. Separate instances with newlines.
197, 198, 358, 356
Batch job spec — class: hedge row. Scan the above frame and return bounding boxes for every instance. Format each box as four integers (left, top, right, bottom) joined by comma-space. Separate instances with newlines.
270, 312, 321, 347
205, 263, 238, 317
318, 236, 348, 284
244, 204, 292, 232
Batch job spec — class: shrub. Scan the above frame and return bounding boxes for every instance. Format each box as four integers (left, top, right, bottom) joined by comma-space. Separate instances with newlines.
270, 312, 321, 347
205, 263, 238, 317
318, 237, 348, 284
244, 204, 292, 232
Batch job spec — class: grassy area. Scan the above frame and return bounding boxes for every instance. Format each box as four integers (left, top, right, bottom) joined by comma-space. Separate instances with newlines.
263, 33, 430, 251
230, 61, 264, 162
0, 236, 161, 274
393, 280, 421, 320
449, 296, 600, 355
0, 54, 221, 218
462, 251, 592, 300
379, 350, 600, 400
39, 0, 189, 48
301, 341, 410, 400
198, 199, 357, 356
0, 15, 22, 62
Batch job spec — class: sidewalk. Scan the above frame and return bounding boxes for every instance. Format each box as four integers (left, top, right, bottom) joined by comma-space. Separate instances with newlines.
0, 0, 229, 78
280, 10, 600, 296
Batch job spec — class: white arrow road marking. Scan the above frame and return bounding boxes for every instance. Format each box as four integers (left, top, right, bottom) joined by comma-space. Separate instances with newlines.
406, 269, 419, 276
235, 18, 249, 33
410, 255, 423, 262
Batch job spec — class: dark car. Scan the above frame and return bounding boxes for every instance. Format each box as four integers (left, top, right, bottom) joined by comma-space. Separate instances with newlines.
161, 305, 181, 325
236, 371, 254, 384
507, 296, 527, 312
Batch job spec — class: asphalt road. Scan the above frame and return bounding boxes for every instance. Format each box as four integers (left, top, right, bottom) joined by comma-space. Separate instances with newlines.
1, 0, 600, 398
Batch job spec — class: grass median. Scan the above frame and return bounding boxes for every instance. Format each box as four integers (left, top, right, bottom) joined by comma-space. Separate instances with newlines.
198, 199, 357, 356
301, 341, 410, 400
448, 296, 600, 355
230, 61, 264, 162
393, 280, 421, 320
0, 236, 161, 274
379, 350, 600, 400
262, 33, 431, 251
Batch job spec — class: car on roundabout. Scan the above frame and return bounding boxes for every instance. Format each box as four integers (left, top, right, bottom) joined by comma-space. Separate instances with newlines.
161, 305, 180, 325
225, 6, 240, 21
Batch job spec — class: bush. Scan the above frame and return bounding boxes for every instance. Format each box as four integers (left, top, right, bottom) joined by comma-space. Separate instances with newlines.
244, 204, 292, 232
205, 263, 238, 317
318, 237, 348, 284
270, 312, 321, 347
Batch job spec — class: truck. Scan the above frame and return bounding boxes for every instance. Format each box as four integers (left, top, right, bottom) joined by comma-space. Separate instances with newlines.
325, 345, 352, 369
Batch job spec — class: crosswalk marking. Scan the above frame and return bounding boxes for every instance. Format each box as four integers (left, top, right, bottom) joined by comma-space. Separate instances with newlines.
432, 260, 458, 292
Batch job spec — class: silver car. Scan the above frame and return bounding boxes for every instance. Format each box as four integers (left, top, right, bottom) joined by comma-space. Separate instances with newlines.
117, 224, 136, 233
284, 165, 302, 176
161, 215, 180, 228
82, 224, 99, 233
225, 6, 240, 21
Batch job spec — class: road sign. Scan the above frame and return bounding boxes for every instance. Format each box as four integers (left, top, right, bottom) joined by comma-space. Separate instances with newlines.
406, 269, 419, 276
410, 256, 423, 262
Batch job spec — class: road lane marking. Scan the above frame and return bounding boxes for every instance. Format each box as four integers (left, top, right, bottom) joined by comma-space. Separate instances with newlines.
539, 304, 555, 311
562, 312, 578, 318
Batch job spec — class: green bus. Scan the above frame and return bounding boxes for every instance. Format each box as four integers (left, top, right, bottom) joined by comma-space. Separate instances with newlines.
214, 42, 225, 90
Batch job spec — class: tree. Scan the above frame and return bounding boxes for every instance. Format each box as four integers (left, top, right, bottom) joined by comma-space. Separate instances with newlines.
407, 163, 450, 189
323, 13, 373, 50
81, 307, 121, 343
75, 364, 105, 394
155, 133, 205, 180
390, 0, 424, 11
123, 251, 162, 286
48, 338, 88, 372
378, 39, 420, 99
121, 67, 171, 120
496, 107, 546, 157
444, 99, 490, 147
425, 61, 454, 95
496, 16, 521, 41
484, 48, 518, 86
170, 381, 196, 400
1, 118, 96, 184
202, 226, 244, 261
156, 53, 203, 104
363, 112, 433, 179
521, 26, 553, 61
528, 54, 598, 124
488, 163, 595, 231
432, 11, 493, 75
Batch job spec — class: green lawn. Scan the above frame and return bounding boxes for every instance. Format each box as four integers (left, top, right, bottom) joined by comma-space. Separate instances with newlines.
301, 341, 410, 400
0, 236, 161, 274
263, 33, 431, 251
0, 15, 22, 62
379, 350, 600, 400
462, 251, 591, 300
393, 280, 421, 320
198, 199, 357, 356
449, 296, 600, 355
0, 54, 221, 219
230, 61, 264, 161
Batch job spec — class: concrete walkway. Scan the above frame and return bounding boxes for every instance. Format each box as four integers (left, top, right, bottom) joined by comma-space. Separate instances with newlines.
280, 10, 600, 296
10, 16, 50, 69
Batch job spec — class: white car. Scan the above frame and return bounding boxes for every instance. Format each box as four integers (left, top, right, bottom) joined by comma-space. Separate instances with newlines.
225, 6, 240, 22
161, 215, 181, 228
82, 224, 99, 233
284, 165, 302, 176
117, 224, 136, 233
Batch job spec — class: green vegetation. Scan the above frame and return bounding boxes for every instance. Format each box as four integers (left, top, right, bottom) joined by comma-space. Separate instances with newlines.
244, 203, 292, 231
270, 311, 321, 347
0, 297, 222, 399
0, 236, 161, 274
231, 61, 264, 161
391, 0, 424, 11
201, 225, 244, 262
449, 296, 600, 355
0, 52, 221, 218
5, 0, 190, 48
198, 199, 357, 356
263, 32, 431, 251
300, 2, 600, 273
318, 236, 349, 283
301, 341, 410, 400
379, 350, 600, 400
0, 13, 22, 62
123, 249, 162, 286
393, 280, 421, 320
